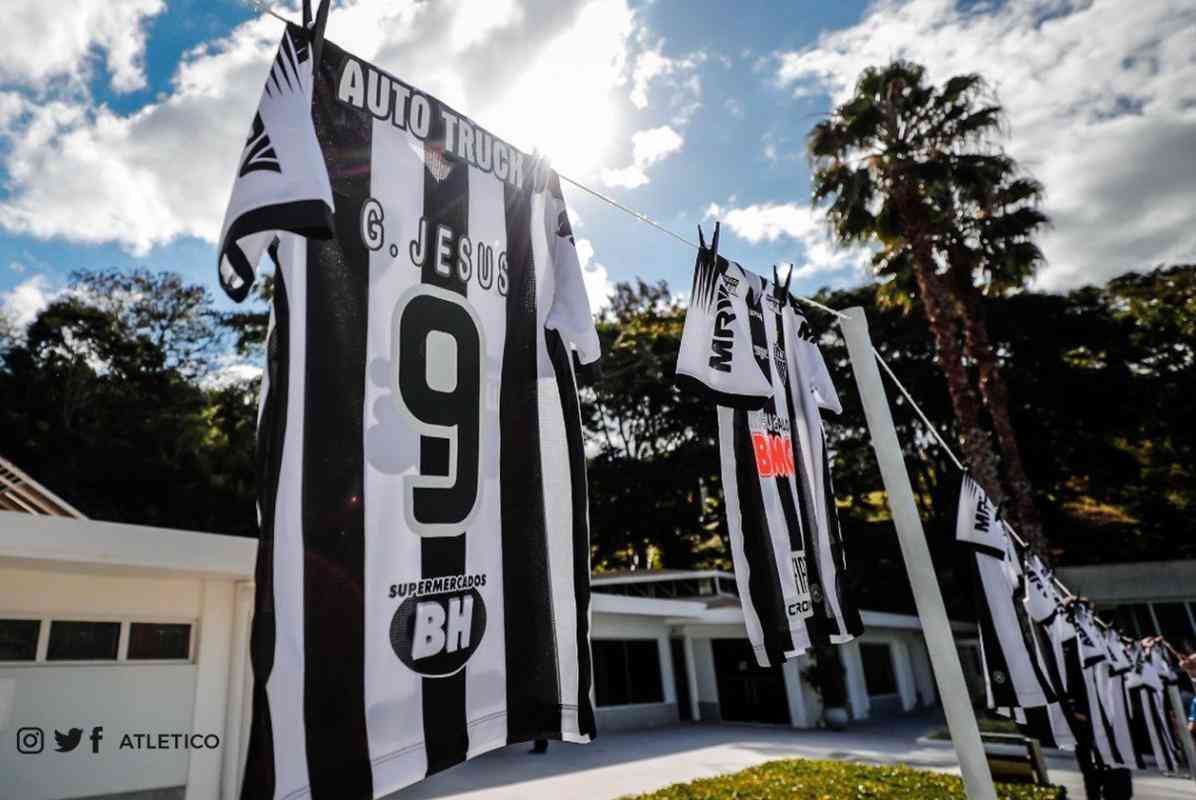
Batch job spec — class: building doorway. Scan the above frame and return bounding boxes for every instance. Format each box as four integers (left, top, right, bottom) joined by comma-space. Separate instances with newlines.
711, 639, 790, 724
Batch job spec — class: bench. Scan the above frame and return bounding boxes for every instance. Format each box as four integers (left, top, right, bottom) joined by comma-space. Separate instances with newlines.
981, 732, 1051, 786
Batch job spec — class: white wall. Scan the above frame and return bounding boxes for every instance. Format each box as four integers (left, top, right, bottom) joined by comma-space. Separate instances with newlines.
0, 664, 198, 800
0, 564, 243, 800
0, 565, 203, 619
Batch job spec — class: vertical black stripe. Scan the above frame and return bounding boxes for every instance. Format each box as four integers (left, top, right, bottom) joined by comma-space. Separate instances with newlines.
301, 49, 372, 799
547, 330, 597, 740
732, 409, 792, 664
821, 427, 863, 636
240, 248, 289, 800
419, 110, 471, 777
766, 298, 817, 641
501, 180, 563, 741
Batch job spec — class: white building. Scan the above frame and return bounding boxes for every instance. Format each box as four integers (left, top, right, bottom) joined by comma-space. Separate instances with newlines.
1, 507, 975, 800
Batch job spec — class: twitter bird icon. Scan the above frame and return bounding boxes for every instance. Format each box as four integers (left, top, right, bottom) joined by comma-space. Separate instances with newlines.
54, 728, 83, 752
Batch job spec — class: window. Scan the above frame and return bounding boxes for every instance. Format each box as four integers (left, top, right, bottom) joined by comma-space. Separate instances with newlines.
46, 621, 120, 661
861, 643, 898, 695
0, 619, 40, 661
593, 640, 663, 706
128, 623, 192, 660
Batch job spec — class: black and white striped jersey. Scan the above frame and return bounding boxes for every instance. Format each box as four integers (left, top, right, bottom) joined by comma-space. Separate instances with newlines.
677, 239, 861, 667
219, 25, 599, 800
1126, 643, 1183, 771
1018, 553, 1076, 749
956, 476, 1055, 711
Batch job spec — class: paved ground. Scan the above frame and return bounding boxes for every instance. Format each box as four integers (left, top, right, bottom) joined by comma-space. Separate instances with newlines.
389, 712, 1195, 799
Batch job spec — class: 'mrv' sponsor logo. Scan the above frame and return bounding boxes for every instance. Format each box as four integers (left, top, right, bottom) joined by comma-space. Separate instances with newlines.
751, 432, 795, 478
973, 494, 992, 533
391, 584, 487, 677
708, 283, 736, 373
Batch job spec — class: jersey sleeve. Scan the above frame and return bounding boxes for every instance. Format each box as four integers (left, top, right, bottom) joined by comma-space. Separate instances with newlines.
675, 253, 771, 409
789, 304, 842, 415
543, 173, 601, 378
217, 25, 334, 302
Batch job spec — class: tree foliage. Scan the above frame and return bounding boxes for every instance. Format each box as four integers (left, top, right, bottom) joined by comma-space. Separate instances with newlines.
809, 60, 1050, 552
0, 264, 1191, 605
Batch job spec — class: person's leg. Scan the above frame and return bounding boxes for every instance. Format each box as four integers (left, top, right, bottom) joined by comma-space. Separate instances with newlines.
530, 738, 548, 754
1102, 767, 1132, 800
1074, 738, 1104, 800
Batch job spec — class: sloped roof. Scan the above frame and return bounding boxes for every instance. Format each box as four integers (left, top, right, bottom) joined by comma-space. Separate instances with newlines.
0, 455, 86, 518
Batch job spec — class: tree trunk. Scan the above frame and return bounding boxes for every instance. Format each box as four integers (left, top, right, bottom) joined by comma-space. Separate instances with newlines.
907, 251, 1006, 507
952, 280, 1047, 554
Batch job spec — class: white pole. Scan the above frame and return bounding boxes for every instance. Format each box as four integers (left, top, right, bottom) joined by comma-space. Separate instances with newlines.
1165, 684, 1196, 784
840, 307, 997, 800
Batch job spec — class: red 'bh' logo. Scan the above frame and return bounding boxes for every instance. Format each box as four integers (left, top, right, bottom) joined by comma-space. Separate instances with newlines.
752, 433, 795, 477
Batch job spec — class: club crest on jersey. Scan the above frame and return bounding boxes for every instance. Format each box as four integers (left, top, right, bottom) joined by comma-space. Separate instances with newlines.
390, 578, 488, 677
773, 345, 788, 383
424, 143, 453, 182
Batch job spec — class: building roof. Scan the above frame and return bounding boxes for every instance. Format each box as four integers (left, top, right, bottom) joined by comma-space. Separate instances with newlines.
0, 455, 86, 518
591, 568, 735, 584
1056, 560, 1196, 604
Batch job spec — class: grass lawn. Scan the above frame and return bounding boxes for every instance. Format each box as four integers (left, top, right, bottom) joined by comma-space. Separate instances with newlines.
619, 758, 1065, 800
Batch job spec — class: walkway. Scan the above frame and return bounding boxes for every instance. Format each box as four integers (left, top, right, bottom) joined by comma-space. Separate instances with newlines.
390, 714, 1194, 800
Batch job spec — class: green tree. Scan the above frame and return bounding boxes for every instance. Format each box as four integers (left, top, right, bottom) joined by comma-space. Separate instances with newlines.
579, 279, 729, 571
808, 61, 1049, 550
0, 270, 258, 535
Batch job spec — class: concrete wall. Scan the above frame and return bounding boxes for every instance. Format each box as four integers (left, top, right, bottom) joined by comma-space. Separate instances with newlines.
596, 702, 680, 732
0, 564, 242, 800
591, 615, 679, 735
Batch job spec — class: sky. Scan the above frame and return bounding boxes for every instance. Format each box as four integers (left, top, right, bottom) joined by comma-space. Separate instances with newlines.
1, 0, 1194, 340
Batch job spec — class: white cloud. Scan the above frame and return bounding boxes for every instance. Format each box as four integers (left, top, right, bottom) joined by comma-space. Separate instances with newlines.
0, 0, 639, 256
574, 237, 614, 314
773, 0, 1196, 289
601, 124, 684, 188
0, 274, 59, 330
2, 0, 164, 92
707, 201, 869, 280
724, 97, 744, 118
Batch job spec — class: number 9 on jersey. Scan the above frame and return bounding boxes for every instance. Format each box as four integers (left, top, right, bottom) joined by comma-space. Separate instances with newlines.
391, 284, 485, 537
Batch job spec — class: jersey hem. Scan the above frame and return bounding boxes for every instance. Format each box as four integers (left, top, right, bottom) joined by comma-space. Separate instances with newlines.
275, 708, 594, 800
674, 372, 768, 411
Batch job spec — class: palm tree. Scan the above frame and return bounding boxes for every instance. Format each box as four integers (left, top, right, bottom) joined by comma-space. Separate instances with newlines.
808, 61, 1049, 551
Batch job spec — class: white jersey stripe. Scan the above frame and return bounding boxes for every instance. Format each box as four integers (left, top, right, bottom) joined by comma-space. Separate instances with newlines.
363, 118, 428, 787
268, 235, 312, 799
531, 186, 582, 739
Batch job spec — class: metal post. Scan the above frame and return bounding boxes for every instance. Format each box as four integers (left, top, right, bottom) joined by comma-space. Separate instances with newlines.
840, 307, 997, 800
1166, 684, 1196, 783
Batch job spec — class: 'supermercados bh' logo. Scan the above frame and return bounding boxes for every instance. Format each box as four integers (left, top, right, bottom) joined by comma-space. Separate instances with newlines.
390, 576, 487, 677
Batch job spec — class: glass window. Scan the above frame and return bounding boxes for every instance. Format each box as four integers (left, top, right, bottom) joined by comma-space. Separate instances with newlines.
127, 623, 192, 660
46, 621, 120, 661
0, 619, 40, 661
593, 640, 663, 706
861, 642, 898, 695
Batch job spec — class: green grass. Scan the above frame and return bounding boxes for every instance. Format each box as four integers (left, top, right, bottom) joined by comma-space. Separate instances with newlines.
619, 758, 1065, 800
